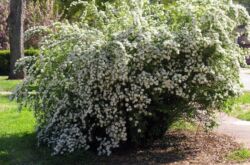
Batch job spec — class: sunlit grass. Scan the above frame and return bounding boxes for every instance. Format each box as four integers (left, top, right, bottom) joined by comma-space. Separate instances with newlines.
227, 148, 250, 162
226, 92, 250, 121
0, 95, 17, 112
170, 119, 197, 131
0, 95, 96, 165
0, 76, 21, 92
235, 92, 250, 104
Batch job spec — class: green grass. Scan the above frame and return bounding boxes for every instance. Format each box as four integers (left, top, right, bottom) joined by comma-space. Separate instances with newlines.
170, 119, 197, 131
227, 148, 250, 162
0, 95, 97, 165
0, 76, 21, 92
238, 111, 250, 121
226, 92, 250, 121
235, 92, 250, 104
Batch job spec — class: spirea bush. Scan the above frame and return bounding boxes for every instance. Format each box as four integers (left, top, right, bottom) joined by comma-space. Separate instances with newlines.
24, 0, 62, 48
14, 0, 250, 156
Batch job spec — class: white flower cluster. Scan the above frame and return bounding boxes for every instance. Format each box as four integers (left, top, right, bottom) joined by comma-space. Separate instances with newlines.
14, 0, 250, 156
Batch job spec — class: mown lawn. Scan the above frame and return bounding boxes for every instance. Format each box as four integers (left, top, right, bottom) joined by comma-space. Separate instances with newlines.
0, 76, 21, 92
0, 95, 96, 165
227, 148, 250, 162
227, 92, 250, 121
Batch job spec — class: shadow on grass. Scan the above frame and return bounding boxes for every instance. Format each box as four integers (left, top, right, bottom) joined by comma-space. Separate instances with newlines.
0, 132, 192, 165
0, 133, 97, 165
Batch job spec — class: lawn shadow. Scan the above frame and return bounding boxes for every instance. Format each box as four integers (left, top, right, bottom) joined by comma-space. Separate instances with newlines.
0, 132, 195, 165
0, 133, 97, 165
0, 131, 214, 165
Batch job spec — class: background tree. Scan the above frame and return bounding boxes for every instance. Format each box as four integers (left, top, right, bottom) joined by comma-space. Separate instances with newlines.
8, 0, 26, 79
0, 1, 9, 50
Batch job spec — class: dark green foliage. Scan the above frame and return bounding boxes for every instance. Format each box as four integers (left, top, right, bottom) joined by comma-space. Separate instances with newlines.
0, 49, 39, 75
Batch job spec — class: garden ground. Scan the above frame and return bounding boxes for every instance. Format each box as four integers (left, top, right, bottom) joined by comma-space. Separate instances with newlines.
216, 113, 250, 148
1, 73, 250, 164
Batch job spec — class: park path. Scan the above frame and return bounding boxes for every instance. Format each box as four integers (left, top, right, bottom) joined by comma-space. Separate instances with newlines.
215, 113, 250, 148
216, 68, 250, 148
240, 68, 250, 92
0, 91, 12, 95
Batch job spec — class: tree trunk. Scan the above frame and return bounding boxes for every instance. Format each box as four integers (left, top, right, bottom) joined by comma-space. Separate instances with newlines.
8, 0, 26, 79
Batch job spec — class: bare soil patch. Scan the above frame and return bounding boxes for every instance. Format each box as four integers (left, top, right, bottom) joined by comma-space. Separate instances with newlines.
94, 131, 244, 165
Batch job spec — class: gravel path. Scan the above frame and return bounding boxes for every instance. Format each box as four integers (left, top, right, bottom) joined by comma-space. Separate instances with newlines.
215, 113, 250, 149
240, 68, 250, 92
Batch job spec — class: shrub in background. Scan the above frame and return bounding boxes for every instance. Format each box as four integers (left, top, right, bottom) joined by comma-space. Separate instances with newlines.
14, 0, 250, 156
0, 49, 39, 75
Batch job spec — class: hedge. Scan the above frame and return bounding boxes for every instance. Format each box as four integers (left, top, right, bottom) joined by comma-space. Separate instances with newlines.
0, 49, 39, 75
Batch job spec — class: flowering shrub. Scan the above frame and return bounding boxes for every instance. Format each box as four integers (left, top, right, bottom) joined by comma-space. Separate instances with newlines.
14, 0, 250, 156
25, 0, 62, 48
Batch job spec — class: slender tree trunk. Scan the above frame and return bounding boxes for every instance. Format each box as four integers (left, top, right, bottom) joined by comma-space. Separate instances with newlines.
8, 0, 26, 79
